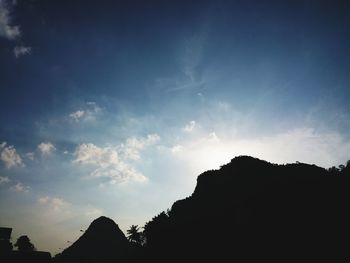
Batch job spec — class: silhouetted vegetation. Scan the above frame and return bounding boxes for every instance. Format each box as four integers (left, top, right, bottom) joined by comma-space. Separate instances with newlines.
3, 156, 350, 263
0, 232, 50, 263
14, 235, 36, 252
126, 225, 144, 245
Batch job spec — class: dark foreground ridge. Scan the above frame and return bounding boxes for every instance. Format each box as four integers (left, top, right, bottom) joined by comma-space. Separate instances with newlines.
2, 156, 350, 263
53, 216, 132, 262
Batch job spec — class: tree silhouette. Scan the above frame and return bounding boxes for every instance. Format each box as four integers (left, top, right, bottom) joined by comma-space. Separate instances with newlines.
14, 235, 35, 251
143, 211, 170, 248
126, 225, 143, 245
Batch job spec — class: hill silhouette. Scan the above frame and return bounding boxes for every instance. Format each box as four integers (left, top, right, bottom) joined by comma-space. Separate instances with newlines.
143, 156, 350, 263
52, 156, 350, 263
53, 216, 134, 263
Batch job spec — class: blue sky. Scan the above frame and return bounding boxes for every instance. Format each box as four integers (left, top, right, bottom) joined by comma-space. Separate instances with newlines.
1, 0, 350, 254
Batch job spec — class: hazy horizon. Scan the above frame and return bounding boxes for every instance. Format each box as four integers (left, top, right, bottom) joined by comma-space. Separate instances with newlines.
1, 0, 350, 254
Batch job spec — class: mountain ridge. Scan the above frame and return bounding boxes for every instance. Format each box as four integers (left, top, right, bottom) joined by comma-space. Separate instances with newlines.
144, 156, 350, 263
54, 156, 350, 263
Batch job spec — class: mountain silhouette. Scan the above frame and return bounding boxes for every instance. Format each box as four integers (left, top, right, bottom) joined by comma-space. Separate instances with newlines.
143, 156, 350, 263
52, 156, 350, 263
53, 216, 132, 263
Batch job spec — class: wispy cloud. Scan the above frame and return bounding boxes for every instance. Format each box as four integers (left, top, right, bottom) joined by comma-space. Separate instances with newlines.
0, 142, 23, 168
0, 0, 20, 40
38, 142, 56, 155
38, 196, 71, 212
182, 120, 197, 133
154, 34, 206, 93
0, 175, 10, 184
25, 152, 35, 160
121, 134, 160, 160
171, 145, 183, 153
181, 35, 204, 82
69, 110, 85, 121
0, 0, 31, 58
69, 102, 102, 122
14, 45, 31, 58
10, 182, 30, 192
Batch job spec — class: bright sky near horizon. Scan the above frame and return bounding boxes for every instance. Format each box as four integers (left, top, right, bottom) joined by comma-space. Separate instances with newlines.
1, 0, 350, 255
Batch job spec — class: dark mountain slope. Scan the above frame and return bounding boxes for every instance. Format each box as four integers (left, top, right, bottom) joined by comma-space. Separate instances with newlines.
53, 216, 132, 263
144, 156, 350, 263
52, 156, 350, 263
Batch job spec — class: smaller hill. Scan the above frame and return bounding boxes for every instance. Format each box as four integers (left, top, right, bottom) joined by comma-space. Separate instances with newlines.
53, 216, 131, 263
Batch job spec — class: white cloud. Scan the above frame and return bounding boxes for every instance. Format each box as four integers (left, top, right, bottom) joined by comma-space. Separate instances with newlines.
171, 145, 183, 153
0, 142, 22, 168
38, 196, 72, 213
74, 143, 118, 166
25, 152, 35, 160
94, 164, 145, 184
13, 45, 31, 57
10, 182, 30, 193
182, 120, 197, 133
74, 143, 146, 184
73, 134, 160, 184
122, 133, 160, 160
38, 142, 56, 155
0, 0, 20, 40
0, 1, 31, 58
0, 175, 10, 184
69, 102, 102, 122
69, 110, 85, 121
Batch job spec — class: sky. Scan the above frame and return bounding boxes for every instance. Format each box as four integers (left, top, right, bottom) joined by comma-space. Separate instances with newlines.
1, 0, 350, 255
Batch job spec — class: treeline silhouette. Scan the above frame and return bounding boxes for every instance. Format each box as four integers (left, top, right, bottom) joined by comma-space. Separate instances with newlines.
2, 156, 350, 263
0, 234, 50, 263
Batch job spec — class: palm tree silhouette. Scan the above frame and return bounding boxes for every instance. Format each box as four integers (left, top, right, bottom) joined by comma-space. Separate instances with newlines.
126, 225, 142, 244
